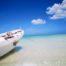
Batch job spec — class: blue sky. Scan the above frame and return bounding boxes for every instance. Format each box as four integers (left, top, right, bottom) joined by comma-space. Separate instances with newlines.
0, 0, 66, 35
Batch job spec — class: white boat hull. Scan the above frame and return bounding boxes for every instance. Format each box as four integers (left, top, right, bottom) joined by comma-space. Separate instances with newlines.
0, 41, 16, 57
0, 29, 24, 57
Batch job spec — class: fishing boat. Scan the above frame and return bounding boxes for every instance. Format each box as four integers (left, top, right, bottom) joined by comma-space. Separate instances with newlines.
0, 29, 24, 57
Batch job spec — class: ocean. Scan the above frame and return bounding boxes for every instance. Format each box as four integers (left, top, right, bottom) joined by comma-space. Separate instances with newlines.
0, 34, 66, 66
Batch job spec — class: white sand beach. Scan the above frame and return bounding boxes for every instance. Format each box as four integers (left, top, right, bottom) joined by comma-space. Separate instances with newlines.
0, 34, 66, 66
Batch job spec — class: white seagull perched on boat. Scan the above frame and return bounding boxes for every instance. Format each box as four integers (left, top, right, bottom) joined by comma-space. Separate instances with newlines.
0, 29, 24, 57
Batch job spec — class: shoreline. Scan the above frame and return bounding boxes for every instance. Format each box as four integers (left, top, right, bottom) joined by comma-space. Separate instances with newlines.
0, 34, 66, 66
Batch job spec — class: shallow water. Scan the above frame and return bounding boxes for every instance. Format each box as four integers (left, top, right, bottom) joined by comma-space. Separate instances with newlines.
0, 34, 66, 66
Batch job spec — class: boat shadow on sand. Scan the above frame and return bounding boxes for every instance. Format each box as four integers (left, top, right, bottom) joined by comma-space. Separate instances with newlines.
0, 46, 22, 60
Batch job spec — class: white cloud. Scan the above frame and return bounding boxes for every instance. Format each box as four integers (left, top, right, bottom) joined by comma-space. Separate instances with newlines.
31, 18, 46, 25
46, 0, 66, 19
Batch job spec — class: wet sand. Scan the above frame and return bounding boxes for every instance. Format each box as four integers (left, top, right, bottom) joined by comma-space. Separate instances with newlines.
0, 35, 66, 66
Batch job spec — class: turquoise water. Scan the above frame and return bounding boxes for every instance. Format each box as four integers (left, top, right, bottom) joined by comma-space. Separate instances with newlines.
0, 34, 66, 66
23, 34, 66, 39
